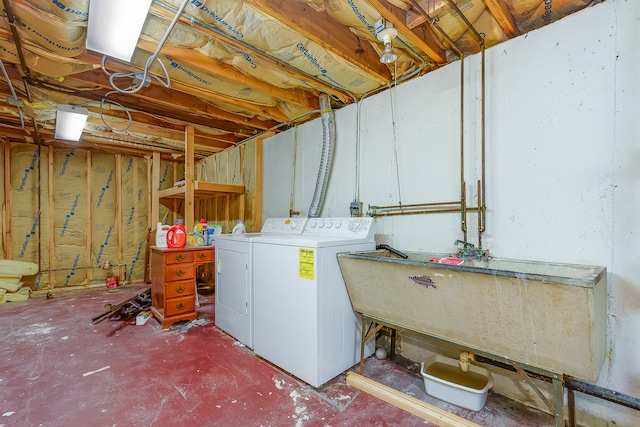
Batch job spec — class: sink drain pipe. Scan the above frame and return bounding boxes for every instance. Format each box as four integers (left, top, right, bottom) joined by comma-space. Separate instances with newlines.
307, 93, 335, 218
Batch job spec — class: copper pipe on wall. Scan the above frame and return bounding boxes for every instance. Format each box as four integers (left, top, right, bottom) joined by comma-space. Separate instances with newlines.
442, 0, 487, 247
370, 201, 461, 210
408, 0, 468, 239
477, 180, 482, 249
460, 54, 467, 241
371, 206, 481, 218
368, 2, 488, 247
480, 43, 487, 236
471, 44, 487, 251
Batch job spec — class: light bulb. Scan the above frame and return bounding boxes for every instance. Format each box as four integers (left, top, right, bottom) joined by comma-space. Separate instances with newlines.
380, 42, 398, 64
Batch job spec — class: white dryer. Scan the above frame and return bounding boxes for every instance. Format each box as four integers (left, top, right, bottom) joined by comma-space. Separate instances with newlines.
252, 217, 376, 387
214, 217, 307, 348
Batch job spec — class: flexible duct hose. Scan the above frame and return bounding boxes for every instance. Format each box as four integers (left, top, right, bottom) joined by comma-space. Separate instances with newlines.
307, 93, 335, 218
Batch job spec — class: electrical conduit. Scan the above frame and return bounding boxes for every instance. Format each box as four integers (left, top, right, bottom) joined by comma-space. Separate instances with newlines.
307, 93, 335, 218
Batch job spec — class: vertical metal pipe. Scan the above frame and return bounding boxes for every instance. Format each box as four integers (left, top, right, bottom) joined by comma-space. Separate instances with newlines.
408, 0, 469, 241
460, 53, 467, 241
36, 141, 41, 277
480, 43, 486, 235
477, 180, 482, 249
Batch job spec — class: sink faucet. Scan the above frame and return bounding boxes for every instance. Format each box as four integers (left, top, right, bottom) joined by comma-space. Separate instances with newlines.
454, 239, 475, 250
454, 239, 489, 260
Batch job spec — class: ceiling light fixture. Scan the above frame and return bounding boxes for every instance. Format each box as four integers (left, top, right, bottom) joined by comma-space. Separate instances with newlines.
86, 0, 153, 62
55, 105, 88, 141
375, 18, 398, 64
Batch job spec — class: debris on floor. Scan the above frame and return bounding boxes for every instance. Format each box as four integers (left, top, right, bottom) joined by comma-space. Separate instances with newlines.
176, 318, 210, 333
91, 288, 151, 323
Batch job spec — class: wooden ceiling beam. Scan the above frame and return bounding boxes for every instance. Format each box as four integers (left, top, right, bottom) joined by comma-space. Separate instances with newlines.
36, 128, 222, 159
245, 0, 392, 83
138, 40, 320, 111
149, 3, 352, 104
64, 68, 284, 130
85, 115, 237, 151
85, 107, 241, 145
28, 78, 254, 137
0, 63, 273, 137
484, 0, 518, 36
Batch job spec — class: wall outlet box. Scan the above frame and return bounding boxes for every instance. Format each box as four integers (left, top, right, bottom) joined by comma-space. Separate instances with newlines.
136, 310, 151, 325
350, 201, 363, 217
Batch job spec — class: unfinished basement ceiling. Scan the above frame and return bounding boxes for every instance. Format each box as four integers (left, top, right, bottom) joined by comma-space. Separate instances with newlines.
0, 0, 597, 159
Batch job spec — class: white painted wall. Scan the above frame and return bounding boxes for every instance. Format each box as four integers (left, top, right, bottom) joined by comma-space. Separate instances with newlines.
263, 0, 639, 424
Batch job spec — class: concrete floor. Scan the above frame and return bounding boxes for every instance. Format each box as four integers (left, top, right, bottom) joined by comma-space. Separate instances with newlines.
0, 283, 555, 426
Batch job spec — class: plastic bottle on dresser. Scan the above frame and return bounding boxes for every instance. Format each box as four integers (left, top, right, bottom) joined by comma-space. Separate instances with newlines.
166, 219, 186, 248
155, 222, 170, 248
232, 219, 246, 235
200, 218, 208, 241
207, 223, 215, 246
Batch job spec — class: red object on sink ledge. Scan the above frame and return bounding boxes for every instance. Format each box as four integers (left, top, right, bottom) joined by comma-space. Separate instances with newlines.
428, 257, 464, 265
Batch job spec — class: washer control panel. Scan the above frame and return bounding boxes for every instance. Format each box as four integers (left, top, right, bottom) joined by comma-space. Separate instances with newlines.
305, 217, 374, 238
261, 217, 308, 235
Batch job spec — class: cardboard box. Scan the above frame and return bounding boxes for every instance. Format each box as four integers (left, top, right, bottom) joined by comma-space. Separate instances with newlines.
136, 310, 151, 325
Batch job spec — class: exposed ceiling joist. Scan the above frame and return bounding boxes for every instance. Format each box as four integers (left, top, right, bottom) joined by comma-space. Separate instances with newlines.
0, 0, 598, 158
245, 0, 393, 83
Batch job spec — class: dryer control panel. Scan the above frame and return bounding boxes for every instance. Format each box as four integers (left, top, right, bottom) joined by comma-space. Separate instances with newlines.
261, 217, 308, 235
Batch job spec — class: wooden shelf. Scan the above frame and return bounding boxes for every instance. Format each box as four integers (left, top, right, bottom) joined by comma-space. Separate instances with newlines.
159, 180, 245, 200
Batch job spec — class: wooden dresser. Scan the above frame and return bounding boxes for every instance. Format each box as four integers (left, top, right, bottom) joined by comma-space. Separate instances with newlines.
150, 246, 215, 329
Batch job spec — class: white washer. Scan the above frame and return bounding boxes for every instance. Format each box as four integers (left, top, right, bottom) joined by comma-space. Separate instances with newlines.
252, 217, 376, 387
214, 217, 307, 348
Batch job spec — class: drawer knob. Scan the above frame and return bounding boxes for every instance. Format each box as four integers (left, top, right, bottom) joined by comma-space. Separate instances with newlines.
176, 303, 186, 311
176, 286, 185, 293
176, 255, 185, 262
176, 270, 185, 277
198, 253, 207, 260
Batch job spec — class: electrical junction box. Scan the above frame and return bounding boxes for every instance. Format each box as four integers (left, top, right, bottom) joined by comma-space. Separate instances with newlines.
350, 201, 363, 217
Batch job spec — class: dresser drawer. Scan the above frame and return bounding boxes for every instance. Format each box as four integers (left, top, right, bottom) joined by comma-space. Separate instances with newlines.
165, 280, 194, 299
165, 251, 194, 264
165, 263, 194, 282
194, 249, 215, 263
165, 295, 196, 317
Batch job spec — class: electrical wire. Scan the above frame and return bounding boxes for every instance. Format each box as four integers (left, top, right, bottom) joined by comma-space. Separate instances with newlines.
100, 0, 190, 95
99, 92, 133, 133
389, 61, 403, 211
352, 37, 426, 203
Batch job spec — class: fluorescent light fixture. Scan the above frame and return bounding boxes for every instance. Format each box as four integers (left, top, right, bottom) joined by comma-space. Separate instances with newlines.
86, 0, 153, 62
55, 105, 88, 141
